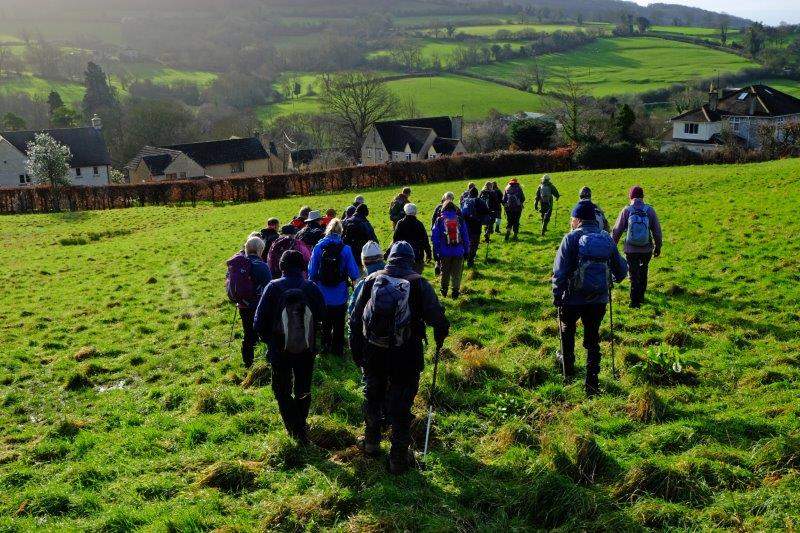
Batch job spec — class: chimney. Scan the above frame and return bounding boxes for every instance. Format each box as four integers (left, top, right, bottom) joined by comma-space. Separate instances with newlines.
708, 84, 718, 111
451, 115, 463, 140
91, 114, 102, 131
748, 87, 757, 116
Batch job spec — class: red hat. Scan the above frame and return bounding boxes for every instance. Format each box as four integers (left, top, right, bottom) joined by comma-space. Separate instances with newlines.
629, 185, 644, 199
508, 178, 518, 184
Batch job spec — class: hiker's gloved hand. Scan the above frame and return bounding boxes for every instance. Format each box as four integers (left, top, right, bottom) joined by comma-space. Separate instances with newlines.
653, 247, 661, 258
434, 327, 448, 350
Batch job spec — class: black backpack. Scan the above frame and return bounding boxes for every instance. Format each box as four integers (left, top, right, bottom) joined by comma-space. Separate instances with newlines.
319, 242, 345, 286
273, 288, 315, 355
342, 218, 370, 252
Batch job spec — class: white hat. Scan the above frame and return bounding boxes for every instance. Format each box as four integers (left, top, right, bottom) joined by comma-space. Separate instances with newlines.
305, 210, 322, 222
354, 195, 365, 204
404, 203, 417, 216
361, 241, 383, 265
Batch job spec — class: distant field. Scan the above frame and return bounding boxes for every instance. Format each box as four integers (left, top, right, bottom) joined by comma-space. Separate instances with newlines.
468, 37, 757, 96
0, 20, 124, 46
369, 39, 526, 66
394, 14, 514, 28
105, 63, 218, 87
0, 75, 85, 103
453, 22, 609, 37
650, 25, 725, 37
750, 79, 800, 97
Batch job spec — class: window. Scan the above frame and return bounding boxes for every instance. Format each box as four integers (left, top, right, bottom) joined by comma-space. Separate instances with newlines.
405, 153, 412, 161
683, 123, 699, 135
166, 173, 177, 181
19, 174, 25, 184
75, 167, 82, 177
179, 172, 186, 179
93, 166, 99, 175
230, 161, 244, 174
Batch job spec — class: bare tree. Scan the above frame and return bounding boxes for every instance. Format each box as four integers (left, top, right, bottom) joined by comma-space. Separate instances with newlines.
548, 72, 591, 142
390, 39, 423, 73
319, 71, 399, 155
398, 95, 420, 119
518, 61, 547, 94
669, 87, 705, 114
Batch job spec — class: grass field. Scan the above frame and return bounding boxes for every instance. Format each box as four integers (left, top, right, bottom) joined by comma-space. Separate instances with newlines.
1, 158, 799, 529
452, 22, 610, 37
468, 37, 757, 96
752, 79, 800, 97
0, 20, 124, 46
0, 75, 86, 104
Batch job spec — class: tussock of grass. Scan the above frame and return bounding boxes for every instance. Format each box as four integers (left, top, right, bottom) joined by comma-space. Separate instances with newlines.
664, 330, 697, 348
753, 432, 800, 474
193, 390, 218, 413
50, 419, 88, 439
615, 459, 712, 505
307, 416, 356, 450
240, 363, 271, 388
73, 346, 98, 361
552, 434, 620, 485
459, 345, 503, 385
64, 371, 92, 391
517, 362, 550, 388
625, 387, 667, 423
196, 460, 260, 493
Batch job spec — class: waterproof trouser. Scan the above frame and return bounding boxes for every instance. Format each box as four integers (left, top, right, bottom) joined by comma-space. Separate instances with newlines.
321, 304, 347, 357
626, 253, 652, 306
540, 202, 553, 234
271, 352, 315, 437
467, 230, 481, 265
505, 209, 522, 236
559, 304, 607, 390
440, 256, 464, 295
239, 307, 257, 367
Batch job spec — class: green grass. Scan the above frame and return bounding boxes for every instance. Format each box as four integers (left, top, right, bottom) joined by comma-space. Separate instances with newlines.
0, 20, 124, 46
751, 79, 800, 97
104, 62, 217, 87
1, 158, 800, 529
468, 37, 757, 96
452, 22, 610, 37
0, 74, 86, 103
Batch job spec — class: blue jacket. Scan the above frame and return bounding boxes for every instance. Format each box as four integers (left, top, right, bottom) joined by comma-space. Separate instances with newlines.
308, 234, 361, 306
348, 261, 385, 317
253, 271, 326, 362
432, 211, 470, 259
552, 221, 628, 306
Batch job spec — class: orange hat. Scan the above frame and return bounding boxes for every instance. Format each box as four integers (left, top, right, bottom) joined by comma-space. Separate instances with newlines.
508, 178, 518, 184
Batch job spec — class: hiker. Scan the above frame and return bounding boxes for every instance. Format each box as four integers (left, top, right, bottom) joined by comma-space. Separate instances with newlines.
552, 201, 628, 396
432, 200, 470, 298
480, 181, 501, 243
308, 219, 360, 357
297, 210, 326, 248
461, 187, 490, 267
254, 249, 326, 444
348, 241, 386, 317
267, 225, 311, 279
226, 236, 272, 368
612, 186, 663, 309
392, 203, 432, 274
431, 192, 456, 229
491, 181, 503, 234
535, 175, 560, 236
502, 178, 525, 241
389, 187, 412, 228
259, 218, 280, 259
344, 195, 365, 220
321, 209, 336, 227
460, 182, 477, 203
291, 206, 311, 230
349, 241, 450, 474
575, 187, 610, 233
343, 203, 379, 269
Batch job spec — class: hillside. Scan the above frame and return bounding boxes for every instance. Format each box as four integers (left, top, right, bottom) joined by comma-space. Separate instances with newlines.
1, 159, 799, 530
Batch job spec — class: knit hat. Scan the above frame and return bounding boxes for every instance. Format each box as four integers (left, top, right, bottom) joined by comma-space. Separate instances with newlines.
279, 249, 305, 274
361, 241, 383, 265
572, 201, 597, 221
579, 186, 592, 200
469, 187, 479, 198
629, 185, 644, 199
404, 203, 417, 216
541, 174, 551, 183
280, 224, 298, 235
388, 241, 415, 262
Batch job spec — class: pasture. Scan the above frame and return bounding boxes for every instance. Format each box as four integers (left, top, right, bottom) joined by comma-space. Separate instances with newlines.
1, 158, 799, 530
451, 22, 611, 37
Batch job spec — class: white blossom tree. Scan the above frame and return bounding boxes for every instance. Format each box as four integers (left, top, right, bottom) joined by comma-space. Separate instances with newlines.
27, 133, 72, 187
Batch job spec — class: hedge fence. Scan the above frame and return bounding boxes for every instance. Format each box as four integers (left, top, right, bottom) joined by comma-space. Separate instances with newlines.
0, 149, 573, 215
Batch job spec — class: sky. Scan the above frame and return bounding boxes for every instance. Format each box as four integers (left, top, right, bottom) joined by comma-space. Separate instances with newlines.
634, 0, 799, 25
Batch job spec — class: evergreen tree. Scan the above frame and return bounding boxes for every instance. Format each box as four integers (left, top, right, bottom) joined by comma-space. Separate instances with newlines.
615, 104, 636, 141
47, 91, 64, 114
82, 61, 118, 118
2, 112, 26, 131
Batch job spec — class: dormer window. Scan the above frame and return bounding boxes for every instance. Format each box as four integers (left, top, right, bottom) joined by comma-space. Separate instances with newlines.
684, 123, 699, 135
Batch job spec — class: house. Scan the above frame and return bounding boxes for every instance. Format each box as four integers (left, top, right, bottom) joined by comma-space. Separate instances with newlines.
662, 84, 800, 154
361, 116, 466, 165
127, 137, 284, 183
0, 119, 111, 188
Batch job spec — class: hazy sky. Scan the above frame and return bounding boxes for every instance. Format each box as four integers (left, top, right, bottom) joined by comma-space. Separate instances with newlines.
634, 1, 798, 25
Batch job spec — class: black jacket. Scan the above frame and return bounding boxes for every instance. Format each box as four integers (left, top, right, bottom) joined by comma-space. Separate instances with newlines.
259, 228, 280, 260
392, 215, 432, 262
480, 188, 501, 217
296, 221, 325, 248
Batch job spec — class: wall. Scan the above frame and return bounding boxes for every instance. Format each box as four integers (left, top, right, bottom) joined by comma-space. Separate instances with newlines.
361, 127, 387, 165
203, 158, 272, 179
71, 166, 109, 186
672, 121, 722, 141
0, 139, 29, 188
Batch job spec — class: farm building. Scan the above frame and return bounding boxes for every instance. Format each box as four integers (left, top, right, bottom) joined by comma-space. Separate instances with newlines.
127, 137, 285, 183
0, 118, 111, 188
662, 84, 800, 154
361, 116, 466, 165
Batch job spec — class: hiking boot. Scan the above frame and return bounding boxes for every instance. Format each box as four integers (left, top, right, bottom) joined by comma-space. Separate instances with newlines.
585, 384, 600, 398
389, 447, 414, 475
295, 423, 310, 446
451, 290, 459, 299
512, 234, 519, 242
440, 288, 448, 298
358, 437, 382, 457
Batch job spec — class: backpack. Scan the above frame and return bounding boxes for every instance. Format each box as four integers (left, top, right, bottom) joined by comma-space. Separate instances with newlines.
342, 217, 369, 252
389, 197, 406, 222
274, 288, 315, 355
268, 236, 297, 277
540, 184, 553, 203
226, 253, 255, 306
318, 241, 345, 286
461, 197, 477, 221
362, 272, 421, 348
572, 232, 614, 298
506, 187, 523, 210
298, 225, 324, 247
626, 206, 651, 247
442, 213, 462, 245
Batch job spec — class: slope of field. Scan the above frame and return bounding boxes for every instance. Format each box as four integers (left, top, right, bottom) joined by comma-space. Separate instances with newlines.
1, 159, 800, 530
0, 75, 86, 103
468, 37, 757, 96
0, 20, 124, 46
453, 22, 610, 36
752, 78, 800, 97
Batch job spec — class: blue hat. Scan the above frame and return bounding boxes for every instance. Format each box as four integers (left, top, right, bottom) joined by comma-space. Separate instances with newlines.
388, 241, 415, 262
571, 201, 597, 221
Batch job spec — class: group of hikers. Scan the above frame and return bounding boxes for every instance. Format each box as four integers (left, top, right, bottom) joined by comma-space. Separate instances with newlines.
225, 176, 663, 473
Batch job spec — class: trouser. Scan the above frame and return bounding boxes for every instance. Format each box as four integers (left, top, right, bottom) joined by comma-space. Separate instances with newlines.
467, 230, 480, 265
559, 304, 607, 390
626, 253, 652, 306
505, 210, 521, 236
362, 350, 421, 458
440, 256, 464, 295
239, 307, 257, 367
540, 202, 553, 234
321, 304, 347, 357
494, 216, 501, 233
271, 352, 315, 436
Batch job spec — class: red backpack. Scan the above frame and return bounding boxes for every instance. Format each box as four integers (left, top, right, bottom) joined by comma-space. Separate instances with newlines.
226, 253, 255, 307
443, 213, 462, 245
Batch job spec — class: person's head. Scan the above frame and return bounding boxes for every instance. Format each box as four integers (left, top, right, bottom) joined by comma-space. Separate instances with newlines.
305, 210, 322, 224
280, 224, 298, 236
469, 187, 479, 198
629, 185, 644, 201
356, 203, 369, 217
387, 240, 415, 265
579, 186, 592, 200
361, 241, 384, 270
541, 174, 551, 183
248, 231, 261, 240
442, 191, 454, 203
266, 217, 279, 229
245, 236, 265, 257
354, 195, 365, 205
325, 218, 343, 236
298, 206, 311, 219
325, 208, 336, 218
508, 178, 518, 186
402, 187, 411, 197
404, 203, 417, 217
483, 180, 492, 191
467, 182, 476, 191
279, 249, 305, 275
442, 200, 457, 213
571, 201, 596, 228
492, 181, 499, 190
345, 205, 357, 219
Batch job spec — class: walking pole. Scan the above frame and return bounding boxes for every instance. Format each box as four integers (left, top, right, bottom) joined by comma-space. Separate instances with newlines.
423, 344, 442, 458
557, 306, 566, 380
609, 284, 618, 380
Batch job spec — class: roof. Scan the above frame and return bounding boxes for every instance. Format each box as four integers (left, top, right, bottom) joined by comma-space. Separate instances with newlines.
1, 127, 111, 167
432, 137, 461, 154
165, 137, 269, 167
141, 154, 174, 175
671, 85, 800, 122
373, 116, 455, 153
125, 145, 183, 172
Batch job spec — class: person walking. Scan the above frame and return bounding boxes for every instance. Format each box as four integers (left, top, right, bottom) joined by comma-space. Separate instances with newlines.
535, 174, 560, 236
491, 181, 503, 234
259, 218, 281, 259
392, 203, 432, 274
226, 236, 272, 368
389, 187, 412, 228
343, 203, 379, 269
321, 209, 336, 227
348, 241, 385, 318
349, 241, 450, 474
308, 219, 361, 357
267, 225, 311, 279
254, 250, 326, 444
431, 192, 456, 229
345, 195, 365, 220
572, 187, 610, 232
432, 201, 470, 298
480, 181, 501, 243
292, 206, 311, 230
460, 187, 490, 268
460, 182, 477, 203
502, 178, 525, 242
553, 202, 628, 396
297, 210, 326, 249
612, 186, 663, 308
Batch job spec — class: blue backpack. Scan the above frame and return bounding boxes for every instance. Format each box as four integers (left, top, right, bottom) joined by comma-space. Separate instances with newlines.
572, 232, 614, 298
460, 197, 477, 220
626, 206, 651, 247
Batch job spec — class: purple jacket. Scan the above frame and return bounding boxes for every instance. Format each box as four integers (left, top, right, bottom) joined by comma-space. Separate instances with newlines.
612, 199, 663, 254
432, 211, 470, 259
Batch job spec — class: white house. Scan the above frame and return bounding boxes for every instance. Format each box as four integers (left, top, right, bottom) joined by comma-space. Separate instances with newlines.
0, 118, 112, 187
361, 116, 466, 165
662, 84, 800, 154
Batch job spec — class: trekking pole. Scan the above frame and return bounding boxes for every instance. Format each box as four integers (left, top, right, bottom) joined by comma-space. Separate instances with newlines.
423, 344, 442, 458
609, 284, 618, 380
